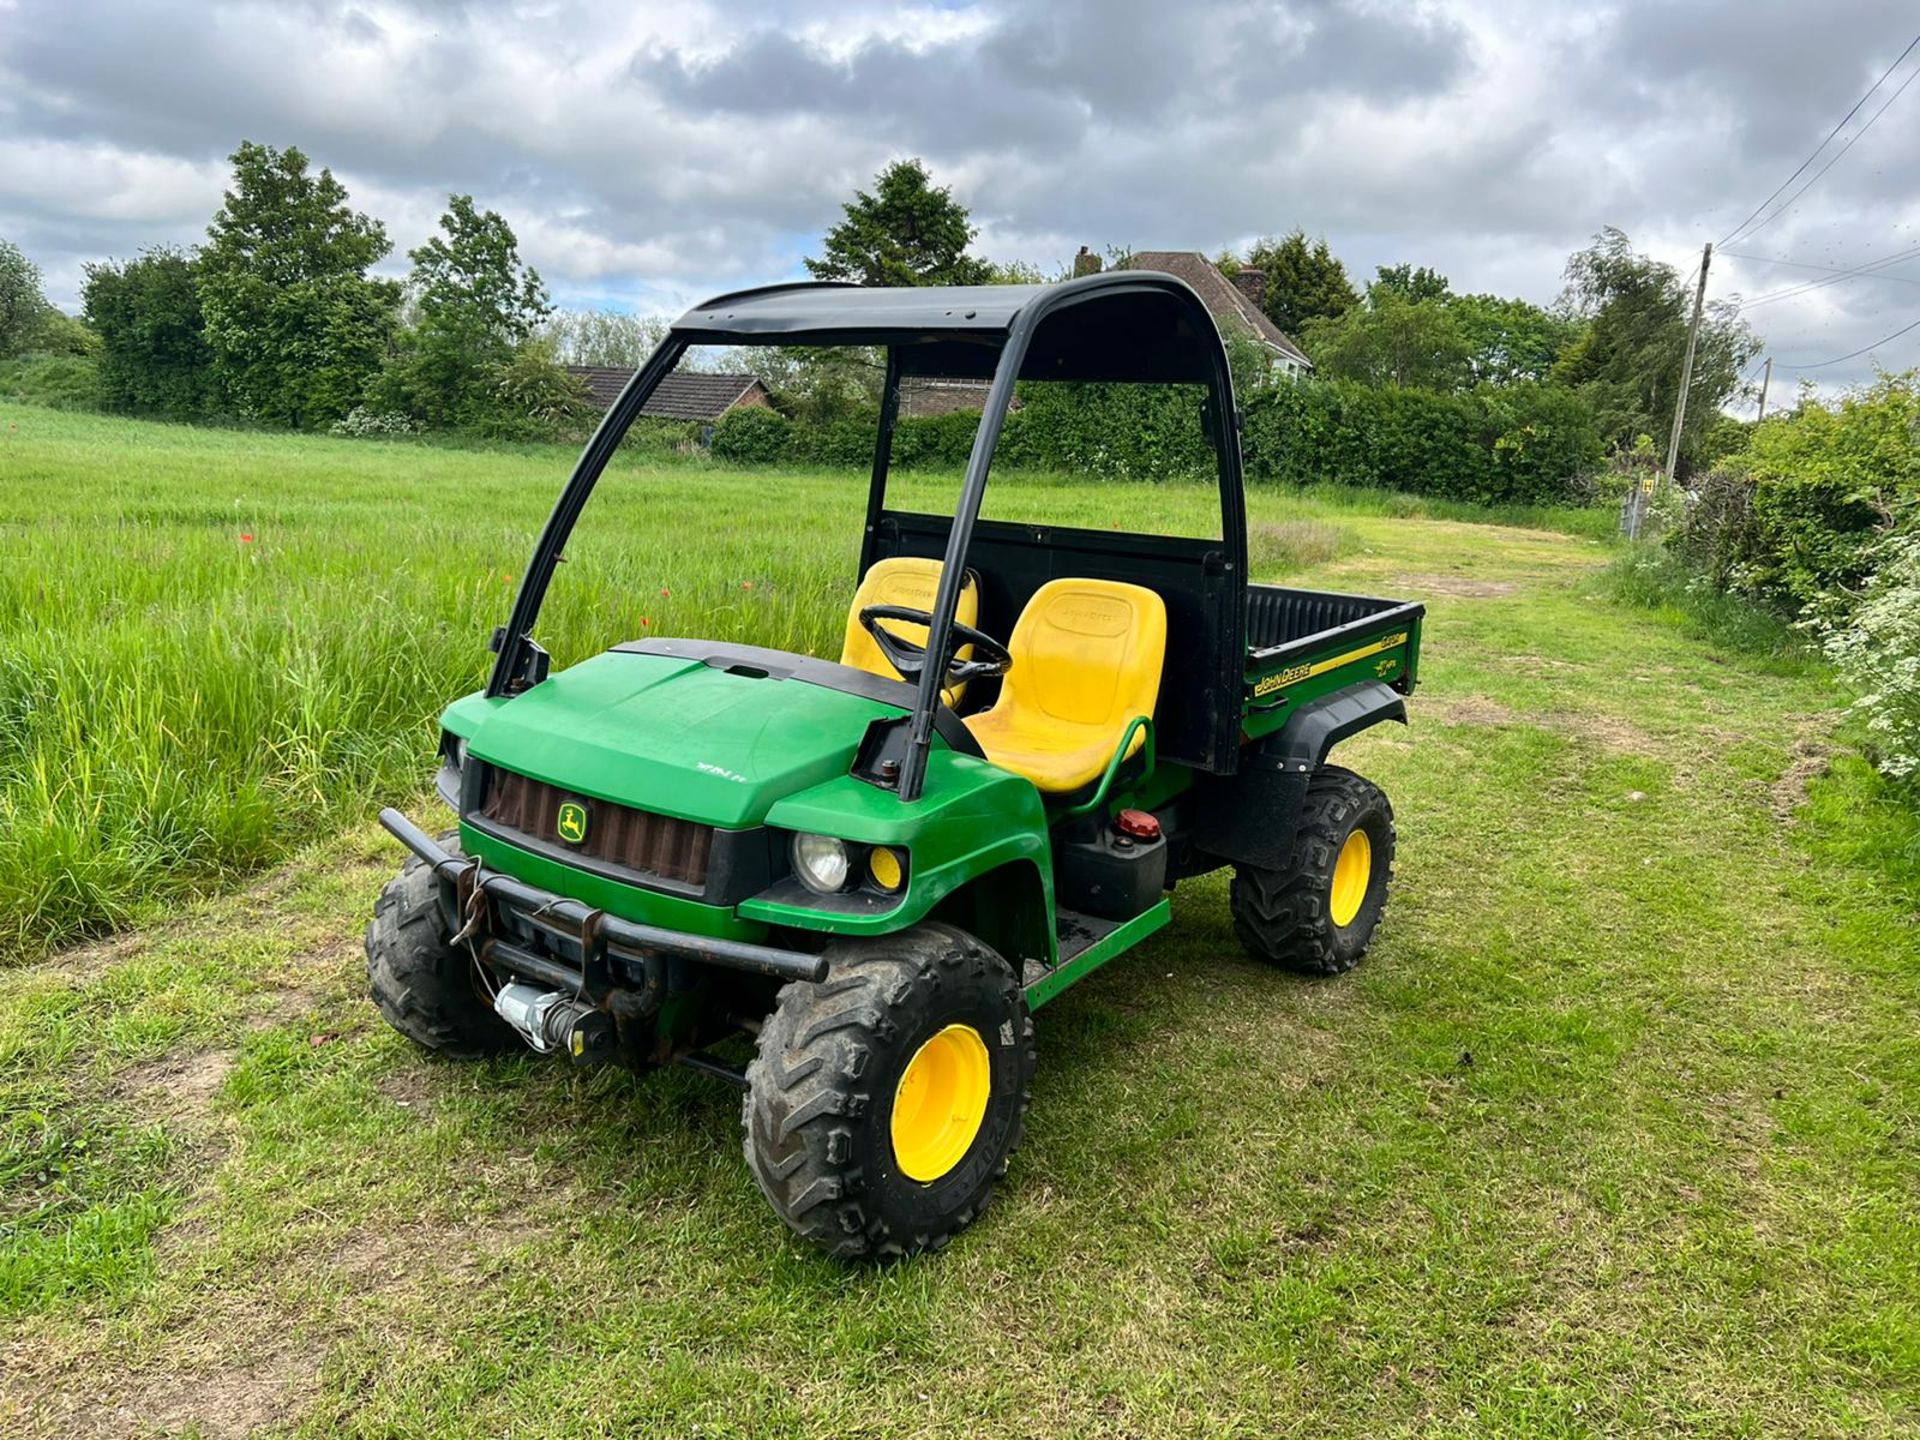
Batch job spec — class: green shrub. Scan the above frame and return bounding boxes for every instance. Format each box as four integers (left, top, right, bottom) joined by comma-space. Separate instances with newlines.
620, 416, 705, 456
0, 355, 103, 411
784, 411, 876, 468
891, 409, 984, 469
1240, 377, 1599, 504
1819, 532, 1920, 783
1676, 373, 1920, 609
1009, 382, 1212, 480
329, 406, 419, 438
711, 406, 792, 463
696, 371, 1604, 506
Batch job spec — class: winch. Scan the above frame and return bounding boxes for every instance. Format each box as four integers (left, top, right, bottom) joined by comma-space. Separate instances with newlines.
491, 982, 616, 1065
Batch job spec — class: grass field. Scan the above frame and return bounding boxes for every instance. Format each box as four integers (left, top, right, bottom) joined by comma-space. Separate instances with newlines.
0, 404, 1609, 962
3, 402, 1918, 1436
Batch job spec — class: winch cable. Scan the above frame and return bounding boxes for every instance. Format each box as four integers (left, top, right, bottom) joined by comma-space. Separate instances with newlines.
450, 856, 500, 1000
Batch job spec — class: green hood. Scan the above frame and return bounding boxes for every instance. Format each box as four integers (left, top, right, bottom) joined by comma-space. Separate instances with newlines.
463, 650, 905, 829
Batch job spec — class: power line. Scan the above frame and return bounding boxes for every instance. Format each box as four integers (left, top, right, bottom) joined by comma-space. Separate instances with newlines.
1776, 313, 1920, 369
1721, 248, 1920, 285
1720, 30, 1920, 247
1733, 59, 1920, 244
1734, 242, 1920, 309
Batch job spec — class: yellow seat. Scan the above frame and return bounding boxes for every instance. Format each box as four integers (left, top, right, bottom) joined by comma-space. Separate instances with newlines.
838, 557, 979, 706
964, 578, 1166, 794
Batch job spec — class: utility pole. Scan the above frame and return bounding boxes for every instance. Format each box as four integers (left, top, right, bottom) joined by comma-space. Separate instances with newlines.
1756, 355, 1771, 421
1632, 241, 1712, 540
1662, 241, 1712, 486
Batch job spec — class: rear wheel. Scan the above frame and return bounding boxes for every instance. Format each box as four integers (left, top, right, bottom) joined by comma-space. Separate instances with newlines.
365, 838, 516, 1059
1231, 765, 1394, 976
742, 922, 1035, 1261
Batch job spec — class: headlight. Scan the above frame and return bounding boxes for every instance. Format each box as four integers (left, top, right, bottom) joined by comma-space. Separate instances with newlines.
792, 833, 851, 894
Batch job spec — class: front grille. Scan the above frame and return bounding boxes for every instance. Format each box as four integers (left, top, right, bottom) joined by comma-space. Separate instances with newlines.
480, 768, 714, 887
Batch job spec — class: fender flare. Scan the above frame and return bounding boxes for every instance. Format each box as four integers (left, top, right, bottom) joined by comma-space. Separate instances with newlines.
1263, 680, 1407, 774
1184, 681, 1406, 873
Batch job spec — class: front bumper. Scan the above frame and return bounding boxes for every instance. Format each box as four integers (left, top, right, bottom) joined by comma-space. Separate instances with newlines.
379, 807, 829, 988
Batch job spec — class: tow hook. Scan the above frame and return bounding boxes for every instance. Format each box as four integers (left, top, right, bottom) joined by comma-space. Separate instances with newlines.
493, 983, 617, 1065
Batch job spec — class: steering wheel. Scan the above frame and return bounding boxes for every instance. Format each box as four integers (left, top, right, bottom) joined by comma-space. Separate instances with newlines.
859, 604, 1012, 687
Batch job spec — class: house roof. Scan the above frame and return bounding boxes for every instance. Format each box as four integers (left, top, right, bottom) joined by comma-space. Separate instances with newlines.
567, 368, 768, 419
1120, 252, 1313, 368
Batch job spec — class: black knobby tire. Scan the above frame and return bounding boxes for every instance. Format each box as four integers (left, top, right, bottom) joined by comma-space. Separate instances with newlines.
742, 921, 1036, 1261
365, 838, 516, 1059
1231, 764, 1395, 976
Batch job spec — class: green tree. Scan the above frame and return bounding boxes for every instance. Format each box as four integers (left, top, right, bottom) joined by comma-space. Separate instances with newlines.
82, 248, 220, 417
1372, 263, 1451, 304
195, 141, 400, 428
380, 194, 551, 426
0, 238, 55, 356
1447, 293, 1578, 385
805, 159, 991, 287
1300, 288, 1473, 391
539, 310, 671, 369
1552, 227, 1756, 474
1241, 230, 1358, 336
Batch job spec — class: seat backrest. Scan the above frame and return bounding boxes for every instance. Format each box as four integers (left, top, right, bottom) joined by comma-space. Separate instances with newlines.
995, 579, 1167, 733
838, 557, 979, 692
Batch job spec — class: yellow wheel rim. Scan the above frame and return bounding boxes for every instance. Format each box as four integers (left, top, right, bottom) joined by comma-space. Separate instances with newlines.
1329, 827, 1372, 928
891, 1024, 991, 1182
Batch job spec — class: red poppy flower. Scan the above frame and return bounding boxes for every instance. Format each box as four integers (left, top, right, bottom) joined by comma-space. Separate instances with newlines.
239, 533, 254, 543
640, 616, 651, 627
660, 587, 671, 598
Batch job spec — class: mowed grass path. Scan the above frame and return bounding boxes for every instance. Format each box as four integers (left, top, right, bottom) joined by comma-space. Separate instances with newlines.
3, 404, 1918, 1435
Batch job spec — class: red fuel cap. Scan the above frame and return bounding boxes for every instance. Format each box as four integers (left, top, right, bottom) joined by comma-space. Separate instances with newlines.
1115, 809, 1161, 840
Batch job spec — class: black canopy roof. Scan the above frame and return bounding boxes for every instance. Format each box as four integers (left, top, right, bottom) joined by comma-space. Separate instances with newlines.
670, 272, 1224, 383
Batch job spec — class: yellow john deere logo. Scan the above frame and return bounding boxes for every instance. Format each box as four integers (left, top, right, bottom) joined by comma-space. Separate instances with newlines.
556, 801, 589, 845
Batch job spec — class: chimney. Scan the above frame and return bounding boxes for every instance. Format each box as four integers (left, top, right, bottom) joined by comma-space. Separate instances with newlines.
1231, 266, 1268, 311
1072, 245, 1103, 278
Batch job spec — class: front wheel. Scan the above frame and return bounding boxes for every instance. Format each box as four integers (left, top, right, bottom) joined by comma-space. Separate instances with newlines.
742, 922, 1035, 1261
365, 838, 517, 1059
1231, 765, 1395, 976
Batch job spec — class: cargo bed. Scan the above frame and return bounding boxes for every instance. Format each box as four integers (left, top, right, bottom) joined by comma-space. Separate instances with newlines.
1241, 584, 1425, 740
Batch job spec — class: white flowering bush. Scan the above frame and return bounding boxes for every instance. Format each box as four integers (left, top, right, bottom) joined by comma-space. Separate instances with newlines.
329, 406, 419, 437
1820, 533, 1920, 782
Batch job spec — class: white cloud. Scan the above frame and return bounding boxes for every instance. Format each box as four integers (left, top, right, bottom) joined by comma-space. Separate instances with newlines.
0, 0, 1914, 389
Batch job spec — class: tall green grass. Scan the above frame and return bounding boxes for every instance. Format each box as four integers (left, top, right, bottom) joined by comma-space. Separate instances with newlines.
1, 402, 1611, 959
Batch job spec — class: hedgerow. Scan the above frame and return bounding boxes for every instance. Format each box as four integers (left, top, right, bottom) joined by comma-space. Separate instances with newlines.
713, 376, 1604, 505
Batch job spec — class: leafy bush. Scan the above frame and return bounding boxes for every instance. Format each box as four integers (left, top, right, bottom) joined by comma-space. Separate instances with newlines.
1675, 372, 1920, 609
473, 343, 590, 441
1007, 382, 1213, 480
785, 411, 878, 468
711, 406, 792, 463
890, 409, 984, 469
83, 248, 218, 419
1817, 534, 1920, 784
329, 406, 419, 437
620, 416, 705, 455
692, 371, 1604, 505
1241, 377, 1601, 504
0, 355, 103, 411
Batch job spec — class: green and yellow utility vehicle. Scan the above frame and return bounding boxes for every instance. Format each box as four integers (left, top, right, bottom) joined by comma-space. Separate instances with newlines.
368, 273, 1424, 1258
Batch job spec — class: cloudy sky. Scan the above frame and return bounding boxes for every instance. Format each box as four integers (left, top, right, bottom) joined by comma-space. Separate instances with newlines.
2, 0, 1917, 393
